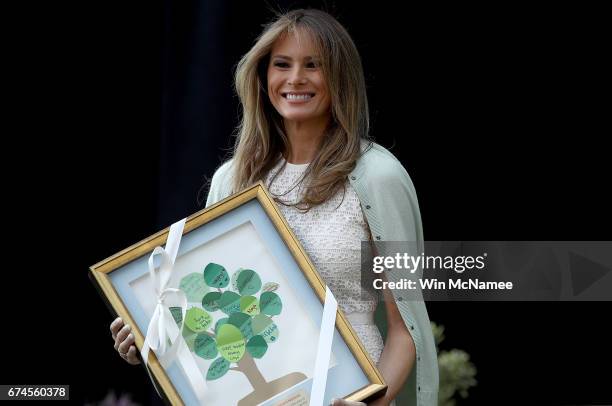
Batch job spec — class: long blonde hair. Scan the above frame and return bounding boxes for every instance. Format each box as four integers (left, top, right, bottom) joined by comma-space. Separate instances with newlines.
232, 9, 370, 209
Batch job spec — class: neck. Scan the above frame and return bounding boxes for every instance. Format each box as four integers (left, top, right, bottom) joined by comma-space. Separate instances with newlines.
283, 117, 329, 164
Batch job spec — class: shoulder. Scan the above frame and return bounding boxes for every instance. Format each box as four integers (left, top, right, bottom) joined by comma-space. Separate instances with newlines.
355, 140, 416, 192
211, 159, 235, 182
206, 159, 235, 207
351, 140, 423, 245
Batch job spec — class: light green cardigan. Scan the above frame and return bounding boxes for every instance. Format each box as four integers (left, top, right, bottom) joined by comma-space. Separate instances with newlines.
206, 141, 439, 406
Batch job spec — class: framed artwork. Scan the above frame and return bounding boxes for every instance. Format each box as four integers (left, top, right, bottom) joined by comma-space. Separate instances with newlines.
90, 182, 386, 405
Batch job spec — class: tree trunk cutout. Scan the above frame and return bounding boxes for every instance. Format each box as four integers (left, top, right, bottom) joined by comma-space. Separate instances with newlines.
234, 352, 306, 406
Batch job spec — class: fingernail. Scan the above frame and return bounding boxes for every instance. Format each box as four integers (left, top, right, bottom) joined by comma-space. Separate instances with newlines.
125, 324, 131, 331
128, 333, 134, 340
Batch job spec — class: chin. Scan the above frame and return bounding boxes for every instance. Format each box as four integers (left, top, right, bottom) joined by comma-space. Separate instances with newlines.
279, 110, 319, 122
283, 114, 314, 122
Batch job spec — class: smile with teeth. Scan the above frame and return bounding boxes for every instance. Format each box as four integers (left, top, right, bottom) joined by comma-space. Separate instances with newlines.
282, 92, 315, 101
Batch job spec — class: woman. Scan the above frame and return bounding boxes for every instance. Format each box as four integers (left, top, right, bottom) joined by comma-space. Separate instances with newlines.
111, 9, 438, 406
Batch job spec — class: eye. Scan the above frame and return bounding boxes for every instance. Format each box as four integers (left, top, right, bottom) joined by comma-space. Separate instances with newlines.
306, 61, 319, 69
274, 61, 290, 68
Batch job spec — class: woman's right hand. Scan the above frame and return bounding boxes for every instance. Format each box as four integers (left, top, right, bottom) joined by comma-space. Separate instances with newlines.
110, 316, 141, 365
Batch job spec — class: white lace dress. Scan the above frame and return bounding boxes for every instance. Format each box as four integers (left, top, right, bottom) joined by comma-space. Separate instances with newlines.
265, 159, 385, 364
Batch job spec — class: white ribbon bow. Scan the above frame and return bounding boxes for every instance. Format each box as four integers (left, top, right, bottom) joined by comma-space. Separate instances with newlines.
140, 218, 187, 367
139, 218, 207, 403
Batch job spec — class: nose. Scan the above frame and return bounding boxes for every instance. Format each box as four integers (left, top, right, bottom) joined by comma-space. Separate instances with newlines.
287, 65, 307, 86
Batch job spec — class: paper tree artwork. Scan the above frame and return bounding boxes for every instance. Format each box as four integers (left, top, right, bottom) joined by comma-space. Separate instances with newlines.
173, 263, 307, 405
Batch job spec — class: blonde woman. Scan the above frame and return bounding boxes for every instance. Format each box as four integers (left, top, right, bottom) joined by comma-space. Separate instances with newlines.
111, 9, 438, 406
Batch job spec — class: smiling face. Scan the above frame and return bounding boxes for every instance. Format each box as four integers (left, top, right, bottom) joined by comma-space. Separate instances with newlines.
266, 30, 331, 126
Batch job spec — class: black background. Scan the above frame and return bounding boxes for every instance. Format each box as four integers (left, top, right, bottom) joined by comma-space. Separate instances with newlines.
4, 1, 610, 405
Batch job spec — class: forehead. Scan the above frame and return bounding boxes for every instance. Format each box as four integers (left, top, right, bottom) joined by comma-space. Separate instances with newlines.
270, 29, 319, 57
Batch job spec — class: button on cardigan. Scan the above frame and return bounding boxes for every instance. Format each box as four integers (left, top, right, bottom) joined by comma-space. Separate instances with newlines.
206, 141, 439, 406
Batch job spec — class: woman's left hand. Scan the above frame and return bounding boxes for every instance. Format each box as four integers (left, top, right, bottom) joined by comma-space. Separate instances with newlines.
330, 399, 366, 406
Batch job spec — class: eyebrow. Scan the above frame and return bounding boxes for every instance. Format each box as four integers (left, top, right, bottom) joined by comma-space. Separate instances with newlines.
271, 54, 318, 61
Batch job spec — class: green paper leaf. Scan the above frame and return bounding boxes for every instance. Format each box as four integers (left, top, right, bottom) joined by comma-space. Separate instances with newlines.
262, 282, 279, 292
218, 291, 241, 315
169, 306, 183, 326
239, 296, 260, 316
202, 291, 222, 312
246, 335, 268, 359
260, 291, 282, 316
203, 263, 230, 288
184, 308, 212, 333
206, 357, 230, 381
216, 324, 246, 362
251, 314, 279, 344
215, 318, 229, 335
236, 269, 262, 296
194, 334, 218, 360
228, 312, 254, 341
179, 272, 209, 302
231, 268, 246, 291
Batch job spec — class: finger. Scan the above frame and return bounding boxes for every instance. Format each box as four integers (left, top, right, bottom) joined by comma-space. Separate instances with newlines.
126, 346, 141, 365
114, 324, 131, 351
114, 324, 131, 350
118, 332, 135, 355
110, 317, 124, 339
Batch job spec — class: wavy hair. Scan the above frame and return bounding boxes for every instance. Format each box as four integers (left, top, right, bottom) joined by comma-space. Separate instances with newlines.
231, 9, 370, 209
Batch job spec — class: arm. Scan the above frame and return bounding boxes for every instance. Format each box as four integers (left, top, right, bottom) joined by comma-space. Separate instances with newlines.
369, 283, 415, 406
335, 264, 415, 406
332, 284, 415, 406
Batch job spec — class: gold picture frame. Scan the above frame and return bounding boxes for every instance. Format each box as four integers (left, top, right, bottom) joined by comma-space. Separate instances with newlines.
90, 182, 386, 405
